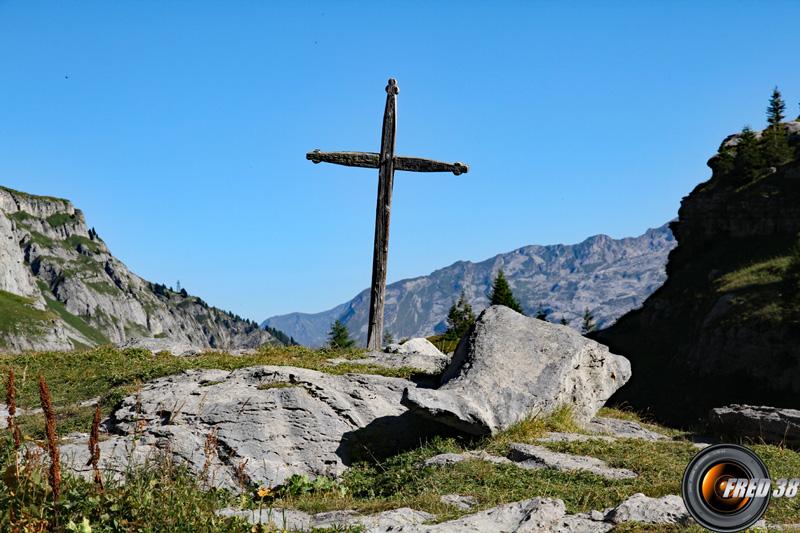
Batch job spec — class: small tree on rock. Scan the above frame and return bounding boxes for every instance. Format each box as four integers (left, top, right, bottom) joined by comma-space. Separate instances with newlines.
445, 291, 476, 340
764, 87, 792, 165
735, 126, 764, 181
327, 319, 355, 349
489, 269, 524, 314
535, 305, 549, 321
581, 308, 596, 335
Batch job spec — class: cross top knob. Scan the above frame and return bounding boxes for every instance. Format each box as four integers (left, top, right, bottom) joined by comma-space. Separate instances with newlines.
385, 78, 399, 95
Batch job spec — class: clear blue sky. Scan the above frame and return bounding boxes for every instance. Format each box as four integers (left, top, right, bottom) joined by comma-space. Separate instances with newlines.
1, 2, 799, 320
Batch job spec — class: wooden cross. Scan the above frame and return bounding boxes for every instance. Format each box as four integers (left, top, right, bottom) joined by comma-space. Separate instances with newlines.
307, 78, 469, 351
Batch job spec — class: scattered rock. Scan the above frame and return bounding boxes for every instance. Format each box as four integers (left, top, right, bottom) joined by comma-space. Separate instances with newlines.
508, 443, 637, 480
536, 432, 616, 444
584, 416, 666, 441
61, 366, 450, 490
118, 337, 203, 356
382, 498, 567, 532
385, 338, 444, 357
334, 348, 450, 375
423, 450, 512, 467
604, 493, 690, 525
440, 494, 477, 510
552, 515, 614, 533
403, 306, 631, 435
217, 506, 434, 531
709, 404, 800, 446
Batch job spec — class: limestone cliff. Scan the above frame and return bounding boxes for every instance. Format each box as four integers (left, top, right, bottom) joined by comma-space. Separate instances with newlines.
0, 186, 278, 352
597, 122, 800, 424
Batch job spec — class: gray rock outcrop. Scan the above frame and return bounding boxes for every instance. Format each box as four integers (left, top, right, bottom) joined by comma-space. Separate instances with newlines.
604, 493, 690, 526
331, 338, 450, 374
264, 224, 676, 346
709, 404, 800, 446
402, 306, 631, 435
61, 366, 447, 490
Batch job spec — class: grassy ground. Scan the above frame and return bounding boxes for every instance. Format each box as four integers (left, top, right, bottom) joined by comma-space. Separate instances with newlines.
2, 347, 800, 531
0, 290, 54, 347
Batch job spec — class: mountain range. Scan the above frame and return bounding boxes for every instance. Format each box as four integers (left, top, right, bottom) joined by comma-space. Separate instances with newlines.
263, 223, 676, 347
0, 186, 279, 352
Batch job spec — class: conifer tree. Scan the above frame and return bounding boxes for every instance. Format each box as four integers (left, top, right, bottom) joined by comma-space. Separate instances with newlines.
581, 308, 596, 335
559, 316, 568, 326
735, 126, 763, 181
764, 87, 792, 165
327, 319, 355, 349
445, 291, 476, 340
489, 269, 524, 314
383, 330, 394, 346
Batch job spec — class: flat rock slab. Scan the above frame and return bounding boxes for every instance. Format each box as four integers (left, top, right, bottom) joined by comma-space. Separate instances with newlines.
331, 350, 450, 375
584, 416, 667, 441
61, 366, 449, 490
377, 498, 567, 532
604, 493, 690, 525
440, 494, 477, 510
403, 306, 631, 436
508, 443, 637, 480
709, 404, 800, 447
218, 506, 434, 531
424, 450, 512, 467
536, 432, 616, 444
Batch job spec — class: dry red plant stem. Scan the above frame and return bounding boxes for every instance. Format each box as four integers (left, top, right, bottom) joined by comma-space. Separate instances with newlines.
38, 375, 61, 502
88, 404, 104, 491
6, 368, 21, 450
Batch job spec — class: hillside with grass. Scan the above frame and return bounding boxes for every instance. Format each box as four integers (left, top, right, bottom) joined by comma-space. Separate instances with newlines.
0, 186, 280, 352
598, 118, 800, 425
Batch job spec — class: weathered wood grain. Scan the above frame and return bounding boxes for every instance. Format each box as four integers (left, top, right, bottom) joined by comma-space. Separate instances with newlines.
306, 150, 469, 175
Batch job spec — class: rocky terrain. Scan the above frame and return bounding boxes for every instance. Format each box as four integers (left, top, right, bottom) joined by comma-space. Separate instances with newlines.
263, 223, 675, 347
598, 122, 800, 424
0, 185, 278, 352
60, 307, 630, 490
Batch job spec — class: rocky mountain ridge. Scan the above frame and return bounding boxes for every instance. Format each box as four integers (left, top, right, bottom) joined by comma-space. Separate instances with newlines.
598, 122, 800, 423
0, 185, 278, 352
263, 224, 675, 347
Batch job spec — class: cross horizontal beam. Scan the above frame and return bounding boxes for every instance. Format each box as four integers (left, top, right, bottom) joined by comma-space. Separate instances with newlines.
307, 150, 469, 175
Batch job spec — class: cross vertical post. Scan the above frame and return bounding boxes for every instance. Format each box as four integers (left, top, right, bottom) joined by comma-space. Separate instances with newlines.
367, 78, 398, 351
306, 78, 468, 351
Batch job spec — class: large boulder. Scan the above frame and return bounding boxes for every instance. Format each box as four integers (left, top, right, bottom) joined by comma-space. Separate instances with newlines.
709, 404, 800, 446
61, 366, 447, 490
118, 337, 203, 356
402, 306, 631, 435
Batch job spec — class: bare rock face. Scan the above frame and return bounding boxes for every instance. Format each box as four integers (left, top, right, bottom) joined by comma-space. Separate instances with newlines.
709, 404, 800, 446
0, 185, 277, 352
61, 366, 446, 490
402, 306, 631, 435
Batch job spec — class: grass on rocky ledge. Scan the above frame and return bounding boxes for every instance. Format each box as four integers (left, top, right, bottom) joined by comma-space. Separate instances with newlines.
0, 345, 416, 439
